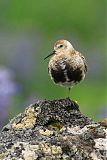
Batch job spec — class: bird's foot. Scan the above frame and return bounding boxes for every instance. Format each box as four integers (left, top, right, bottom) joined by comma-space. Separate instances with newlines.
66, 97, 79, 111
66, 97, 72, 107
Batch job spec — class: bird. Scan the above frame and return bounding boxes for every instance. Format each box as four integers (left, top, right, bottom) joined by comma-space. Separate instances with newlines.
44, 39, 87, 97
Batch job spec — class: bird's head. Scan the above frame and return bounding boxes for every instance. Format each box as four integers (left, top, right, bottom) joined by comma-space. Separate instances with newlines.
54, 39, 73, 52
44, 39, 74, 60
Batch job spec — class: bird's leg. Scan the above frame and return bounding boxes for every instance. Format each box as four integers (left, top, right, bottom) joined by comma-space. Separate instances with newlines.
66, 87, 79, 110
68, 87, 71, 98
66, 87, 72, 107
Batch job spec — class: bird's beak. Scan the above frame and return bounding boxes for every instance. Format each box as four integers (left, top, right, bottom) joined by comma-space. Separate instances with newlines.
44, 50, 56, 60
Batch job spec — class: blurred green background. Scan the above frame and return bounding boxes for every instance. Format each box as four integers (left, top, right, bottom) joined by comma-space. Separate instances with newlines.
0, 0, 106, 128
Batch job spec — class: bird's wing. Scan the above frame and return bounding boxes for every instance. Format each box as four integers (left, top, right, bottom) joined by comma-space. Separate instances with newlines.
79, 52, 88, 73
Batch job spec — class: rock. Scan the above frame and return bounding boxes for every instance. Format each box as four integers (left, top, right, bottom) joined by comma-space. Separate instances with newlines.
0, 98, 107, 160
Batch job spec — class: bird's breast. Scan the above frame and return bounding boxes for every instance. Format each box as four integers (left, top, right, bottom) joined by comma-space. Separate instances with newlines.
48, 54, 85, 86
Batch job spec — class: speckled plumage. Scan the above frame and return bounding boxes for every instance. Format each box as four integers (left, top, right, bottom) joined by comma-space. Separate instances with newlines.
46, 39, 87, 89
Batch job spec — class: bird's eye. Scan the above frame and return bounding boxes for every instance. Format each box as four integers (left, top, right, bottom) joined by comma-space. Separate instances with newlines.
59, 45, 63, 48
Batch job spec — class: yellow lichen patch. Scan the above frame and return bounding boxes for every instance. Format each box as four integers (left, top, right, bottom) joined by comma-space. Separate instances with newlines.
41, 143, 51, 154
90, 152, 100, 160
11, 142, 39, 160
51, 145, 62, 155
22, 150, 36, 160
12, 107, 38, 129
39, 129, 53, 136
101, 118, 107, 127
41, 143, 62, 155
104, 129, 107, 138
62, 136, 68, 140
0, 153, 4, 160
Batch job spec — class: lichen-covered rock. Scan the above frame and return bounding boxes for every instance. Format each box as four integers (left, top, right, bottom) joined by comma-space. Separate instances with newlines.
0, 98, 107, 160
